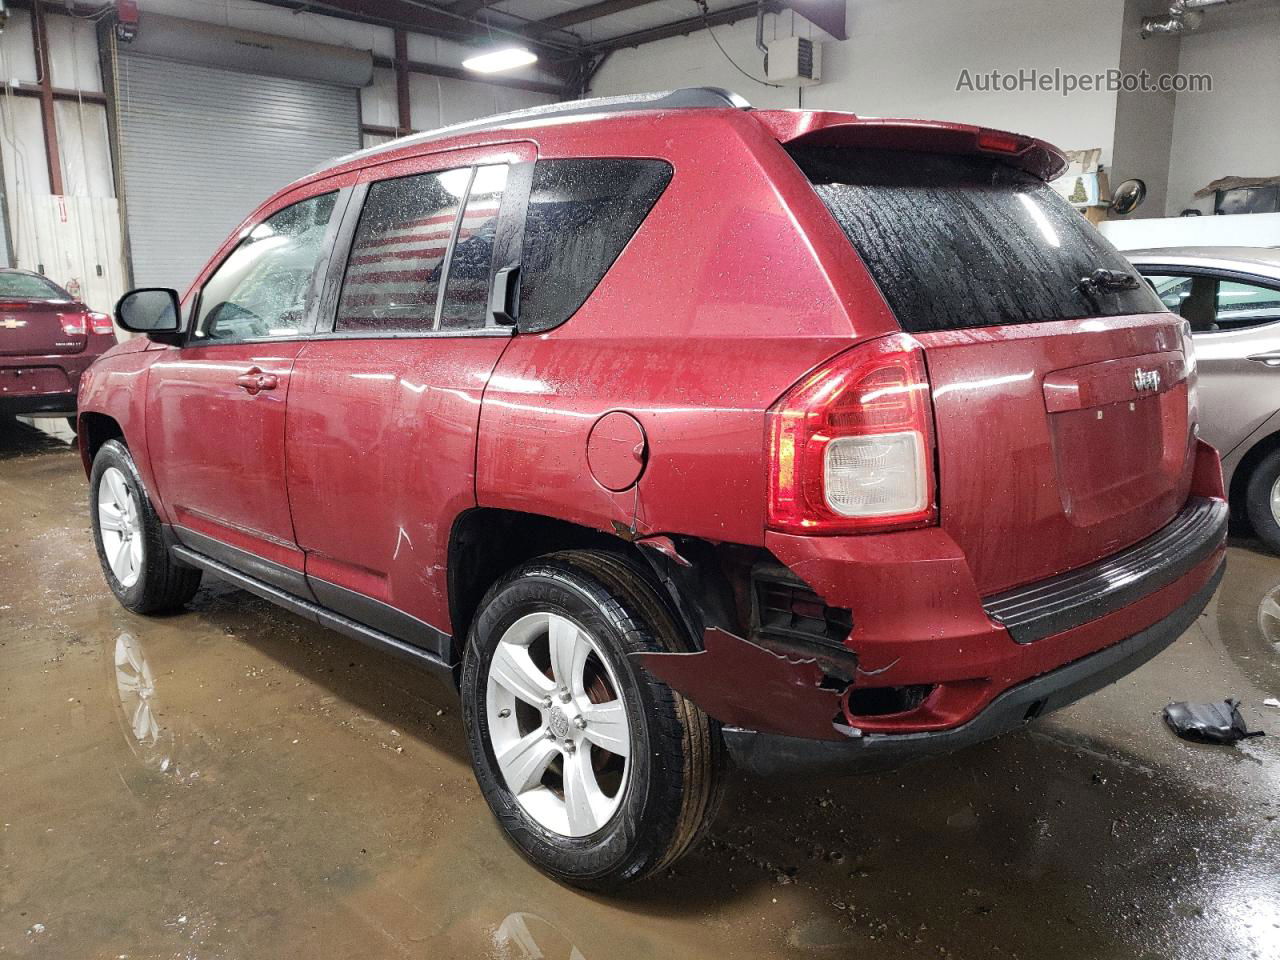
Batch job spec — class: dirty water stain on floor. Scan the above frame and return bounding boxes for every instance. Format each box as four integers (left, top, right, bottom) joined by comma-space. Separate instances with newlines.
1, 418, 1278, 959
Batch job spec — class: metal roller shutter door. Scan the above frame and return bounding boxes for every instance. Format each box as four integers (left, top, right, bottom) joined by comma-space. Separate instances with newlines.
116, 53, 359, 290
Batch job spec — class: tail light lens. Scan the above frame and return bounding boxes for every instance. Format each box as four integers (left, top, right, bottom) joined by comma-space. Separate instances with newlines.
88, 312, 115, 336
59, 313, 86, 336
767, 333, 937, 535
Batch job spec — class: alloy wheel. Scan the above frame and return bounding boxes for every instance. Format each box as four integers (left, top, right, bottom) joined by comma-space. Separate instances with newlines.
98, 465, 144, 588
485, 611, 632, 837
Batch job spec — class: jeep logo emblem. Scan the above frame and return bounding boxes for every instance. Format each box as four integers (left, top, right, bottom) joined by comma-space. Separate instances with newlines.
1133, 368, 1161, 394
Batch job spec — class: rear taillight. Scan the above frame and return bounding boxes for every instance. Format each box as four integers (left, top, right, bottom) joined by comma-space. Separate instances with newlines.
767, 333, 937, 535
88, 312, 115, 336
59, 313, 86, 336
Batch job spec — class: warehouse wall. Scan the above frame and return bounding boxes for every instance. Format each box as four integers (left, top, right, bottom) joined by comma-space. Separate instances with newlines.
592, 0, 1126, 163
0, 0, 557, 309
1165, 1, 1280, 215
1109, 0, 1180, 219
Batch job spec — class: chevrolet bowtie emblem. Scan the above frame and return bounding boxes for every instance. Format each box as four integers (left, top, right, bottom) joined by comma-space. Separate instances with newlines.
1132, 368, 1161, 393
1, 317, 27, 329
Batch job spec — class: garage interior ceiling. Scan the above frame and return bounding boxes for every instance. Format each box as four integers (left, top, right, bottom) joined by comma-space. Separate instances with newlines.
255, 0, 846, 74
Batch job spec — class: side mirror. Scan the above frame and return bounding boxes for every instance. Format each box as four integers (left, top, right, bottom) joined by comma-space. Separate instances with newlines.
115, 288, 183, 344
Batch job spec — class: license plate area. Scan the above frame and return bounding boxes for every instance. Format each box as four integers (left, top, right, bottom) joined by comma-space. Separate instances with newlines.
0, 366, 70, 395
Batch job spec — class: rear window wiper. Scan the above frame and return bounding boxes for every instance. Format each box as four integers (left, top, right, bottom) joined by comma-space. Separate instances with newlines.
1079, 268, 1141, 294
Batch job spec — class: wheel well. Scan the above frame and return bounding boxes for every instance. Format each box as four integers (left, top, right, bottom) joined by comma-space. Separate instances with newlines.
445, 509, 756, 667
446, 509, 637, 661
1228, 429, 1280, 518
78, 412, 124, 473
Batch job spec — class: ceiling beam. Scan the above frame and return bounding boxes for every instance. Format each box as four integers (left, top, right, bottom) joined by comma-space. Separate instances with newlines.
252, 0, 581, 59
446, 0, 499, 17
526, 0, 659, 37
584, 0, 780, 51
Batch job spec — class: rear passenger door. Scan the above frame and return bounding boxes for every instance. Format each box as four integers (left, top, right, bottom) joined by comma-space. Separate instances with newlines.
285, 143, 534, 655
1144, 268, 1280, 457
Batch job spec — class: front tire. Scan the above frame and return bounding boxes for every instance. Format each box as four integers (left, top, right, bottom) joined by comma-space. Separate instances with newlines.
90, 439, 201, 613
462, 550, 723, 890
1244, 447, 1280, 554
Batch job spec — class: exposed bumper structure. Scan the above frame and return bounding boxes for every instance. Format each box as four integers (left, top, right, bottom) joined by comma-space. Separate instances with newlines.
724, 561, 1224, 776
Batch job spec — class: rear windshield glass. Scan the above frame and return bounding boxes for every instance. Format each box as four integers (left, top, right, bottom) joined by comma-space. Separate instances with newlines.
0, 272, 68, 300
789, 146, 1162, 333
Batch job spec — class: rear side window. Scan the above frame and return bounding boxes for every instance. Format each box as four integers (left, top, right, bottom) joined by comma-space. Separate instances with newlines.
518, 158, 672, 333
789, 147, 1162, 333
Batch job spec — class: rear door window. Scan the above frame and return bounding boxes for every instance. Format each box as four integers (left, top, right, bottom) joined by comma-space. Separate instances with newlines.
1216, 278, 1280, 329
337, 164, 511, 334
518, 158, 673, 332
1142, 272, 1280, 333
440, 164, 508, 331
789, 146, 1162, 333
336, 168, 470, 333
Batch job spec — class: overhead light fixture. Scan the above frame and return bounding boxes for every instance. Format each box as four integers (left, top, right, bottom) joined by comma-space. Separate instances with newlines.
462, 46, 538, 74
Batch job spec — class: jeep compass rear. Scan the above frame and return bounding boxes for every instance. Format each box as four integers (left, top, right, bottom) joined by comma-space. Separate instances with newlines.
80, 89, 1226, 890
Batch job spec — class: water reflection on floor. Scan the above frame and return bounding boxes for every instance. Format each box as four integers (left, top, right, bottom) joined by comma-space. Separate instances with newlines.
1, 417, 1278, 959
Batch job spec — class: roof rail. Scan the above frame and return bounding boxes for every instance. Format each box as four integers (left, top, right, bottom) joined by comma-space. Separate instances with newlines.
324, 87, 750, 171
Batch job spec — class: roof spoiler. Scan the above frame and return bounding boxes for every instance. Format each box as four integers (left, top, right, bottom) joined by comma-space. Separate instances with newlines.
754, 111, 1068, 182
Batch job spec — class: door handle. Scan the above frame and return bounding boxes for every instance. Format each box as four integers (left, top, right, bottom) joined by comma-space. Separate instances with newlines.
1247, 353, 1280, 367
235, 367, 279, 395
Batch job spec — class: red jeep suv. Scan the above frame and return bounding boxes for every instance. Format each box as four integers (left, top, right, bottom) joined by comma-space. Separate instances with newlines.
0, 268, 115, 426
79, 88, 1227, 889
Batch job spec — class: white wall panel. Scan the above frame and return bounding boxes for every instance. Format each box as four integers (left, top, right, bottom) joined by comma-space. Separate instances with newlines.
1166, 2, 1280, 215
54, 101, 114, 198
593, 0, 1126, 164
0, 95, 51, 200
361, 67, 399, 128
6, 192, 126, 314
46, 14, 103, 93
0, 10, 38, 83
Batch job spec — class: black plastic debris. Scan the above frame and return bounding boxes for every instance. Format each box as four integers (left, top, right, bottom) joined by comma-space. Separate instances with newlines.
1163, 699, 1264, 745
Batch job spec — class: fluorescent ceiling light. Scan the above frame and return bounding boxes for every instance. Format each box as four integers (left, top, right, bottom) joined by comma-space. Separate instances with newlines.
462, 46, 538, 74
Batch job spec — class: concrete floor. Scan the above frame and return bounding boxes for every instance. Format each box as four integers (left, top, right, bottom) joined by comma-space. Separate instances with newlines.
1, 416, 1278, 960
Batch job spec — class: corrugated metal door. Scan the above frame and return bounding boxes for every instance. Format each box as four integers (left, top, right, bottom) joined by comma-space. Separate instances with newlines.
115, 54, 359, 290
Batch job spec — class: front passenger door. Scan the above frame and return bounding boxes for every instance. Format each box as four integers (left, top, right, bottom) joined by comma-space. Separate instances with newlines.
148, 183, 347, 583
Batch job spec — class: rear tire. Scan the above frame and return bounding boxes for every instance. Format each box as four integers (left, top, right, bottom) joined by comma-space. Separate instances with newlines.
90, 439, 201, 613
461, 550, 723, 890
1244, 448, 1280, 555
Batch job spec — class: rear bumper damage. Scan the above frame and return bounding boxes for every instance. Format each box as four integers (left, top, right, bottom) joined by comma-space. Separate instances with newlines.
722, 561, 1223, 776
636, 442, 1229, 775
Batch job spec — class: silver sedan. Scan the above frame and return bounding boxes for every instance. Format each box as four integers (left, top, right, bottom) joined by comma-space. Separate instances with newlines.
1129, 247, 1280, 549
